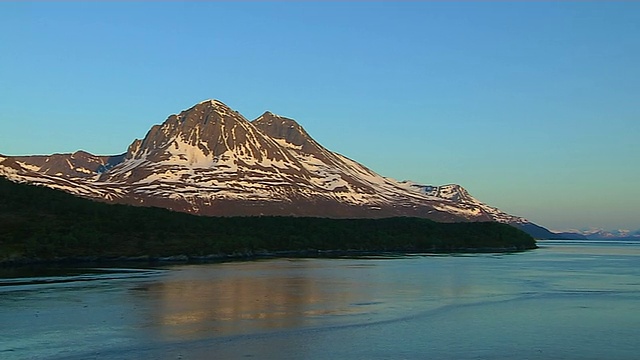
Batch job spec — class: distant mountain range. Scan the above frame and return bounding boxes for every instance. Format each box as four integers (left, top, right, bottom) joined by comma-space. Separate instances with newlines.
552, 228, 640, 241
0, 99, 567, 239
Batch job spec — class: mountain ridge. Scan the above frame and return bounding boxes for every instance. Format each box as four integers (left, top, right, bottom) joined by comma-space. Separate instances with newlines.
0, 99, 551, 236
553, 228, 640, 240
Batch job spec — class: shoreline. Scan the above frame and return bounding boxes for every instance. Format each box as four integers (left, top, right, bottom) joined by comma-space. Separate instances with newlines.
0, 245, 537, 267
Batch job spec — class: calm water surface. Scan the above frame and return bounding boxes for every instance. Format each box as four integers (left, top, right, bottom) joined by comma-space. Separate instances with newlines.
1, 241, 638, 359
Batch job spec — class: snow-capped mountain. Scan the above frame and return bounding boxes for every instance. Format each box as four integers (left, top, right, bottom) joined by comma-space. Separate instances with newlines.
0, 99, 544, 231
557, 228, 640, 240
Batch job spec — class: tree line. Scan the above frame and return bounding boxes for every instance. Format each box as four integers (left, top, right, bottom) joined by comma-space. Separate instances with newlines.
0, 177, 536, 262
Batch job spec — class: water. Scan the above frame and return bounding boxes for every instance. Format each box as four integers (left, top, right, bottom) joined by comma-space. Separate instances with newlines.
1, 241, 638, 359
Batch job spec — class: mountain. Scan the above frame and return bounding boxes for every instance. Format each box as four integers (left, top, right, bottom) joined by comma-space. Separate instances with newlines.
555, 228, 640, 240
0, 99, 550, 235
546, 231, 588, 240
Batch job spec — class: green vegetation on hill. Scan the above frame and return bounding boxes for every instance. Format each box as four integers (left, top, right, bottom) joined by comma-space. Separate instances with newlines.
0, 177, 536, 263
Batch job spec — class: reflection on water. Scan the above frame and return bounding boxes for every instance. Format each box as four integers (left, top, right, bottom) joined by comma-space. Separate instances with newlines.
137, 260, 376, 338
1, 241, 639, 360
131, 255, 528, 341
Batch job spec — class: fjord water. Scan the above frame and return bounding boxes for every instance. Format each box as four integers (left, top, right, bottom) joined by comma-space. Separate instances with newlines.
1, 241, 638, 360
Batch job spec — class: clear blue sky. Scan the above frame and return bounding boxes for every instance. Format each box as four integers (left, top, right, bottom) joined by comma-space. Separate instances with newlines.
1, 2, 638, 231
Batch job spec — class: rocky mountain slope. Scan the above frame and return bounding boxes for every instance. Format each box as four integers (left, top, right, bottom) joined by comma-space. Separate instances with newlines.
1, 99, 546, 234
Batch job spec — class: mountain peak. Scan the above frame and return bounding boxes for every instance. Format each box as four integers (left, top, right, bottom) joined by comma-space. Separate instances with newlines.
122, 99, 251, 163
196, 99, 231, 109
179, 99, 239, 119
252, 111, 314, 148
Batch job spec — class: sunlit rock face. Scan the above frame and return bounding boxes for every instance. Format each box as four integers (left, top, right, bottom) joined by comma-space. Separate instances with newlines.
0, 99, 534, 226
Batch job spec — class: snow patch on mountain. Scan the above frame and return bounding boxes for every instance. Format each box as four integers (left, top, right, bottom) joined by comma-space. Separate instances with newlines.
165, 137, 215, 168
15, 161, 41, 172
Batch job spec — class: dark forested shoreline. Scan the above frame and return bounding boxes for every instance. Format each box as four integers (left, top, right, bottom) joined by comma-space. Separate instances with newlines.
0, 178, 536, 265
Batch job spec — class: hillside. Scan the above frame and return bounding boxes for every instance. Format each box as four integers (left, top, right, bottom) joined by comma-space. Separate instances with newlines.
0, 178, 536, 263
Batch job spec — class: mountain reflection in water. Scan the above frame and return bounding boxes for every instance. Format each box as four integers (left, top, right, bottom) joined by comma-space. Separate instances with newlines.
129, 254, 498, 343
134, 259, 384, 339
